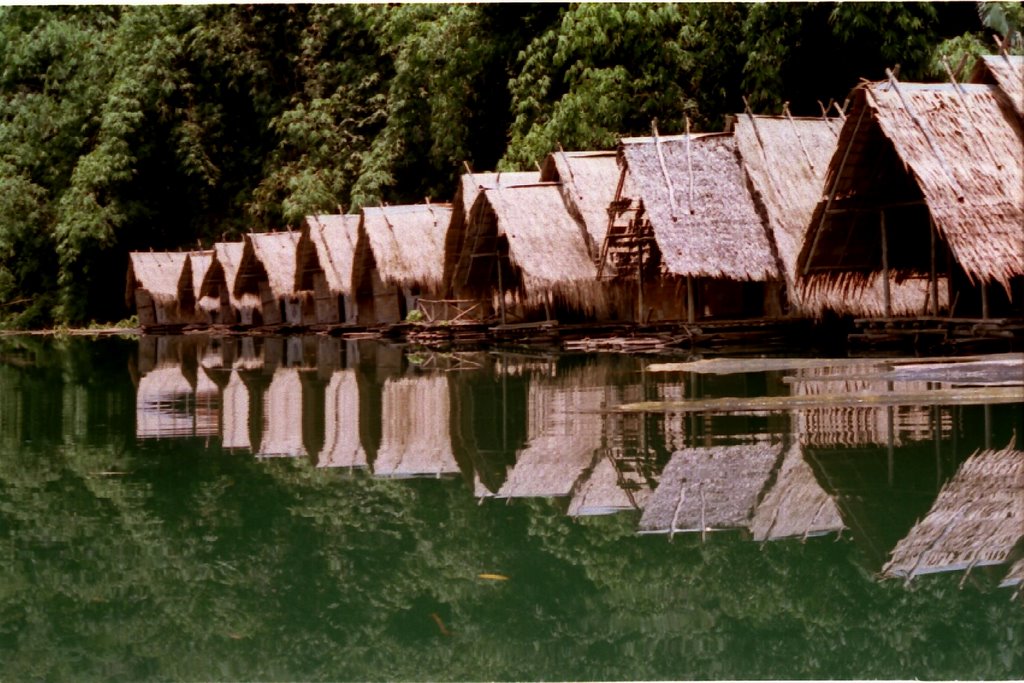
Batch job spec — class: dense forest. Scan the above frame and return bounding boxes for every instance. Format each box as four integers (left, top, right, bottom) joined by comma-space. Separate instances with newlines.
0, 2, 1019, 327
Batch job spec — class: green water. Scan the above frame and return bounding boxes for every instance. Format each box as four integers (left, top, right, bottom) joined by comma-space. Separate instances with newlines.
1, 334, 1021, 681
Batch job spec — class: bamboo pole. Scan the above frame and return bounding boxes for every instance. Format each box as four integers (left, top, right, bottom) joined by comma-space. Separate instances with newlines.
929, 215, 939, 316
881, 210, 892, 318
685, 116, 694, 213
782, 101, 816, 173
687, 275, 695, 324
981, 280, 989, 320
637, 238, 644, 323
651, 119, 678, 219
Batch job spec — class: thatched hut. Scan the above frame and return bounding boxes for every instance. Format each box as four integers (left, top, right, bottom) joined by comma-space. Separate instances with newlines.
317, 369, 367, 469
352, 203, 453, 325
125, 252, 195, 327
185, 250, 221, 324
236, 231, 311, 326
199, 242, 262, 325
449, 183, 609, 323
797, 77, 1024, 319
373, 374, 460, 478
611, 132, 784, 323
296, 214, 360, 324
882, 444, 1023, 580
638, 443, 782, 536
970, 54, 1024, 119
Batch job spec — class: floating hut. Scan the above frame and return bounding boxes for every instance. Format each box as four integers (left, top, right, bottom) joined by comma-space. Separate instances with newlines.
797, 73, 1024, 320
257, 367, 307, 457
749, 442, 845, 541
450, 183, 608, 323
296, 214, 360, 324
638, 443, 781, 535
235, 231, 310, 326
882, 444, 1023, 580
373, 374, 460, 478
125, 252, 195, 327
352, 204, 453, 325
199, 242, 263, 325
318, 369, 367, 469
609, 132, 783, 323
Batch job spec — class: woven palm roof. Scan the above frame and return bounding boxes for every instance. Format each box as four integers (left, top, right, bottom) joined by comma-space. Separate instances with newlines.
298, 214, 360, 296
354, 203, 453, 293
540, 150, 630, 249
125, 252, 192, 308
241, 231, 303, 300
620, 133, 781, 281
970, 54, 1024, 119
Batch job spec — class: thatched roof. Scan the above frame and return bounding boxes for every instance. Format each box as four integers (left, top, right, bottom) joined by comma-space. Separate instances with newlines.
970, 54, 1024, 119
798, 81, 1024, 294
241, 231, 303, 300
373, 375, 460, 478
882, 444, 1023, 580
749, 443, 844, 541
799, 271, 949, 318
620, 133, 781, 281
442, 171, 540, 292
206, 241, 262, 313
258, 367, 307, 457
540, 150, 629, 249
638, 443, 781, 535
460, 183, 607, 313
221, 370, 252, 450
318, 369, 367, 469
733, 115, 839, 310
126, 252, 193, 308
136, 364, 195, 439
186, 250, 221, 315
354, 204, 453, 293
298, 214, 360, 296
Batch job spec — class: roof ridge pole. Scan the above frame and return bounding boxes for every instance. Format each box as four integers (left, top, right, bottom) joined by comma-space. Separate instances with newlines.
802, 95, 869, 276
883, 68, 965, 202
684, 117, 694, 213
782, 102, 817, 174
941, 56, 1004, 171
651, 119, 678, 220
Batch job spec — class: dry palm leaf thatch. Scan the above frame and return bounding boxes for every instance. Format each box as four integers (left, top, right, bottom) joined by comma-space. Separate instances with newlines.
373, 374, 459, 478
970, 54, 1024, 120
459, 183, 609, 315
443, 170, 538, 292
749, 442, 845, 541
882, 443, 1023, 580
354, 203, 453, 295
297, 214, 360, 296
126, 251, 193, 311
186, 250, 220, 316
208, 242, 262, 318
540, 150, 633, 250
241, 231, 303, 301
799, 271, 948, 318
620, 133, 781, 282
638, 443, 782, 535
799, 81, 1024, 296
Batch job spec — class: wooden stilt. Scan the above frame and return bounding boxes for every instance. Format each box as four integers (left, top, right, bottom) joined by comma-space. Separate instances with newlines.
929, 215, 939, 316
495, 250, 506, 325
981, 281, 989, 320
880, 210, 892, 318
687, 276, 695, 324
637, 241, 645, 323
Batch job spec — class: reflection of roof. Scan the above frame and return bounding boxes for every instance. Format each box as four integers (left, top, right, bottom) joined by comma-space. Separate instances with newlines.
318, 370, 367, 469
374, 375, 459, 478
258, 368, 306, 457
221, 370, 251, 451
567, 457, 640, 516
639, 443, 781, 535
195, 367, 220, 438
136, 364, 194, 439
883, 444, 1024, 580
749, 442, 844, 541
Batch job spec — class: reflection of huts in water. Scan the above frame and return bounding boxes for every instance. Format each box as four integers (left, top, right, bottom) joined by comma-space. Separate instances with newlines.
126, 252, 195, 327
136, 364, 195, 439
449, 183, 609, 323
257, 367, 307, 457
749, 442, 845, 541
1001, 557, 1024, 597
373, 374, 459, 478
186, 250, 221, 324
236, 231, 311, 326
882, 444, 1023, 581
797, 71, 1024, 319
638, 443, 781, 535
200, 242, 262, 325
194, 366, 220, 438
318, 369, 367, 469
296, 214, 360, 324
352, 204, 453, 325
221, 370, 251, 451
792, 365, 949, 447
568, 456, 649, 517
609, 133, 783, 323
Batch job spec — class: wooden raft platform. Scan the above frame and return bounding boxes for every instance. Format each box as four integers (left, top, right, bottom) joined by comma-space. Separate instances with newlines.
850, 316, 1024, 352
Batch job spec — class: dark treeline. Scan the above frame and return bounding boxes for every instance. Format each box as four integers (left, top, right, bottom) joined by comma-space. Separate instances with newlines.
0, 2, 1015, 327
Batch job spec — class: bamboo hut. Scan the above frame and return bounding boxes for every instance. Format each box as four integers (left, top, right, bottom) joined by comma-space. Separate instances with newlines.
797, 77, 1024, 319
450, 183, 609, 323
970, 54, 1024, 120
257, 367, 307, 457
125, 252, 195, 327
221, 370, 252, 451
882, 444, 1023, 580
638, 443, 782, 535
235, 231, 311, 326
373, 374, 460, 478
352, 204, 453, 325
317, 369, 367, 469
200, 242, 262, 325
749, 442, 845, 541
135, 364, 195, 439
609, 132, 784, 323
296, 214, 360, 324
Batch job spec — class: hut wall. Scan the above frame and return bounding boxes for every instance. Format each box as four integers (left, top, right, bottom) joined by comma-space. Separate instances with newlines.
313, 273, 340, 324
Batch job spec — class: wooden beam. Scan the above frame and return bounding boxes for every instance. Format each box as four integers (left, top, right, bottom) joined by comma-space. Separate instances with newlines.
880, 210, 891, 318
929, 214, 939, 316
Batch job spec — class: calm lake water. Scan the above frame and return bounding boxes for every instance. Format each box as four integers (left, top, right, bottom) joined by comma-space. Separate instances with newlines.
1, 334, 1022, 681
